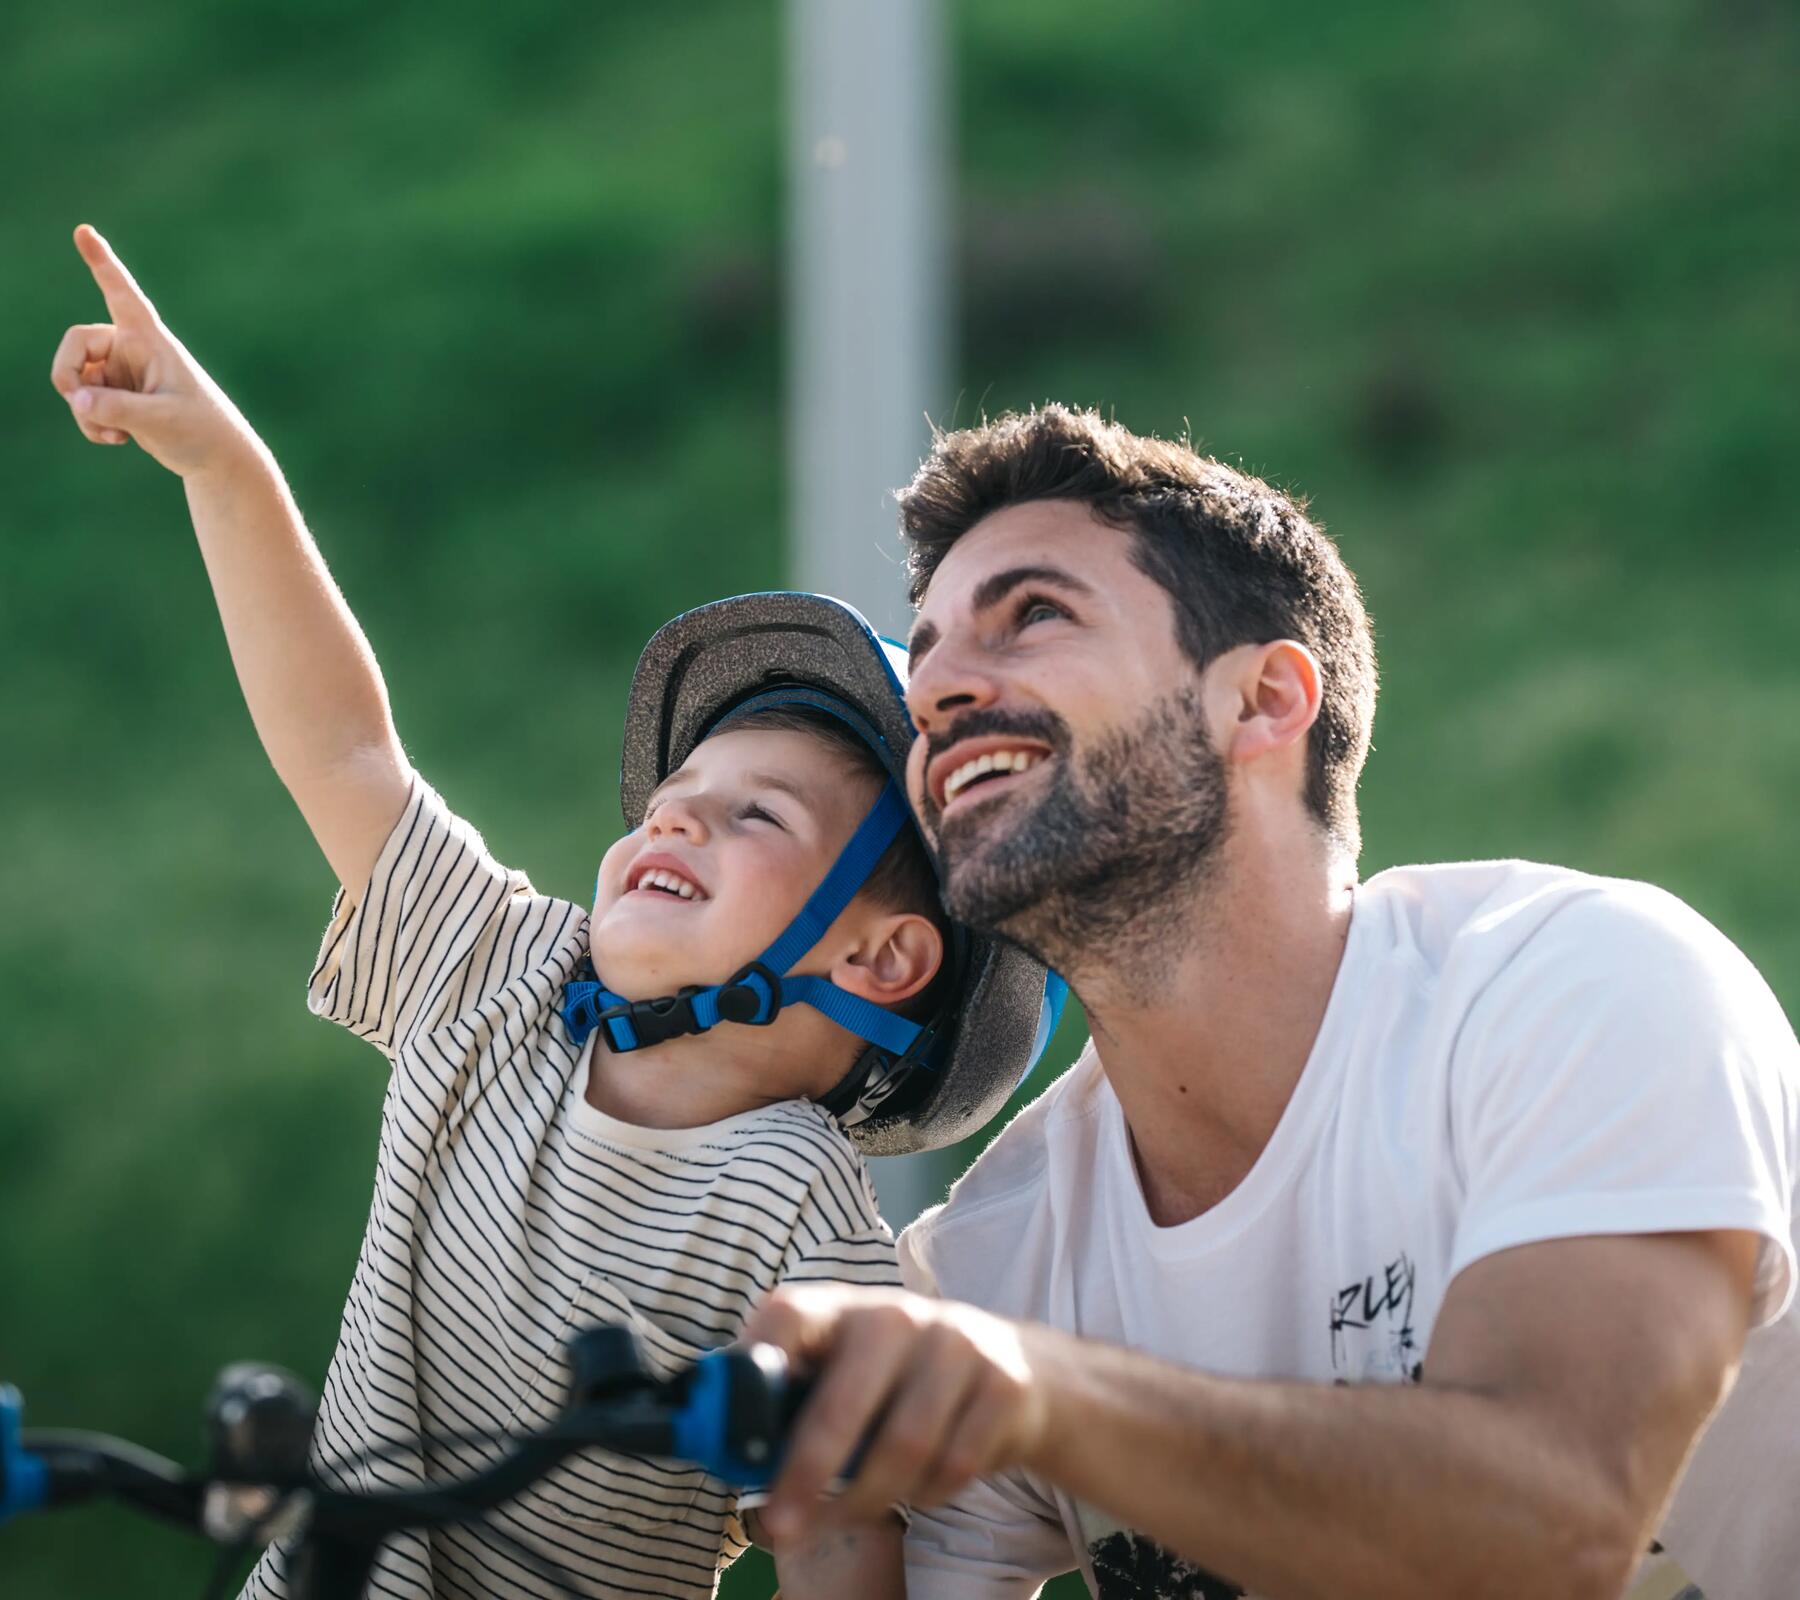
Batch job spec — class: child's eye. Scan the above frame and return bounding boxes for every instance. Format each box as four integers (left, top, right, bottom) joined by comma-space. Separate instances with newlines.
740, 802, 783, 828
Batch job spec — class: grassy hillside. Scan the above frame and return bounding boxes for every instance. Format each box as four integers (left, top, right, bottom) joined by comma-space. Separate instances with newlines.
1, 1, 1794, 1594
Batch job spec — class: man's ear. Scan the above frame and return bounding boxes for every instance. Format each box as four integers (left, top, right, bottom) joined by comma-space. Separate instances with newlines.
829, 911, 944, 1007
1217, 639, 1322, 766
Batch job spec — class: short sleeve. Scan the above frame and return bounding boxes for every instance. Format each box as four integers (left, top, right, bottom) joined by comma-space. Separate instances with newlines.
734, 1138, 900, 1523
306, 778, 559, 1058
1448, 882, 1800, 1325
784, 1226, 903, 1289
780, 1134, 902, 1291
904, 1475, 1076, 1600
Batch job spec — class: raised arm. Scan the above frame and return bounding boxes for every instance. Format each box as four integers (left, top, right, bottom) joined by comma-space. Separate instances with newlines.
50, 224, 411, 892
746, 1228, 1759, 1600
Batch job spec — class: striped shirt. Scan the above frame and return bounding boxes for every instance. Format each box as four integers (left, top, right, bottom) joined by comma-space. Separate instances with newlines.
242, 781, 900, 1600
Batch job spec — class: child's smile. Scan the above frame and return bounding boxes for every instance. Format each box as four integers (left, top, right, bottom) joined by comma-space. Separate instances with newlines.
624, 851, 710, 901
588, 726, 876, 998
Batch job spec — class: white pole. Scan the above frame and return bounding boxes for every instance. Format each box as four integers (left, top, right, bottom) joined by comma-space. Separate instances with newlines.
786, 0, 947, 641
787, 0, 951, 1222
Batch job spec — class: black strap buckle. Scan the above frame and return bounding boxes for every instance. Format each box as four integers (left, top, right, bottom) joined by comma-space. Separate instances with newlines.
616, 986, 707, 1048
716, 962, 782, 1026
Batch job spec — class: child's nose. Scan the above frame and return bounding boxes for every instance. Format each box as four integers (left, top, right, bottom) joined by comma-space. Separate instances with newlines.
647, 796, 708, 843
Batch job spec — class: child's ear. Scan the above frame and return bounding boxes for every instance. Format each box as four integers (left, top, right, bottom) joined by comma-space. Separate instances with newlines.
829, 911, 943, 1007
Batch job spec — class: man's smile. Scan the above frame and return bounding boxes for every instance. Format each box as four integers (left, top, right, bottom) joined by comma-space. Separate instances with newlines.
926, 734, 1056, 816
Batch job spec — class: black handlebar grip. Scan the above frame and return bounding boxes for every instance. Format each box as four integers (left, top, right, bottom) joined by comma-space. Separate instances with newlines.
206, 1363, 317, 1483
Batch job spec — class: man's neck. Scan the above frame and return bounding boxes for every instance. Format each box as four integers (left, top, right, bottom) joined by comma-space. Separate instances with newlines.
1072, 835, 1355, 1227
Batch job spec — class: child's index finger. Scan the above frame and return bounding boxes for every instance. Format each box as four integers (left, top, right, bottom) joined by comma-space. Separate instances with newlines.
73, 224, 157, 323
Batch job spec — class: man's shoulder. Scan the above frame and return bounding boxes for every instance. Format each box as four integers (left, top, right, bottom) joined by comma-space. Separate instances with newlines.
1362, 860, 1795, 1134
1361, 857, 1749, 990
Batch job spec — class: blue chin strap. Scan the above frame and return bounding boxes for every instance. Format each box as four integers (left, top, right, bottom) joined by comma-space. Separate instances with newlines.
562, 783, 925, 1059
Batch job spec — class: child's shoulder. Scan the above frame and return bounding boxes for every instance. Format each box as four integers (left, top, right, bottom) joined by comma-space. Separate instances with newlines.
734, 1098, 875, 1188
729, 1098, 887, 1230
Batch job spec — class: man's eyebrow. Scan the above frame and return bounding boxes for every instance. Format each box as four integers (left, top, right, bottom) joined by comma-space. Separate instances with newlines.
909, 564, 1095, 663
973, 564, 1095, 611
907, 618, 940, 664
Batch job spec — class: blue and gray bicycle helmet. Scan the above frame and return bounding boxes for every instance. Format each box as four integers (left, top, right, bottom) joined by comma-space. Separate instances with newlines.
562, 591, 1066, 1156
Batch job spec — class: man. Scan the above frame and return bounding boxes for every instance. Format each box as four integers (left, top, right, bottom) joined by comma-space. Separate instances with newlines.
743, 406, 1800, 1599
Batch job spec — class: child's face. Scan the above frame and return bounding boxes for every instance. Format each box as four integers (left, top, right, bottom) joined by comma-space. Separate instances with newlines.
588, 726, 883, 997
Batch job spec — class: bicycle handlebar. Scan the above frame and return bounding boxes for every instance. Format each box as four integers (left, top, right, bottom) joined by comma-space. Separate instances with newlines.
2, 1324, 813, 1598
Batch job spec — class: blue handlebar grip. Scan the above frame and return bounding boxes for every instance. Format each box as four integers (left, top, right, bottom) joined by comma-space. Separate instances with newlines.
669, 1352, 781, 1490
1, 1385, 50, 1525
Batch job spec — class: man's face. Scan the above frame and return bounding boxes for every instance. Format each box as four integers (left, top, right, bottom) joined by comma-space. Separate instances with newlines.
904, 500, 1230, 968
589, 726, 879, 997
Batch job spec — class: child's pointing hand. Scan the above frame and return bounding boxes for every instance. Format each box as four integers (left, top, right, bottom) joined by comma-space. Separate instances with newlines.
50, 224, 259, 477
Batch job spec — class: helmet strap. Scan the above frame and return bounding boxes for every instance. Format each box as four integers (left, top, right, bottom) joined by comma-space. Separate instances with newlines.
561, 784, 926, 1061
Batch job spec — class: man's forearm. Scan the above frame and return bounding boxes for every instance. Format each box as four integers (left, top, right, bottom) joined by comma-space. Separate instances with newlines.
1026, 1330, 1638, 1600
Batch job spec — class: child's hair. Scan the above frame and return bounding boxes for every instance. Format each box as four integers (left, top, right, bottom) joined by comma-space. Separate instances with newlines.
722, 704, 950, 1022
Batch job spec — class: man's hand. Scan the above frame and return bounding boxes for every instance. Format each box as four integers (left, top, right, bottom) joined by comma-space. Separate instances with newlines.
743, 1284, 1053, 1543
50, 224, 260, 478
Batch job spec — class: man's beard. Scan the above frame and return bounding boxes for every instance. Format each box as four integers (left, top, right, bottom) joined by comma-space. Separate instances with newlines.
922, 688, 1230, 985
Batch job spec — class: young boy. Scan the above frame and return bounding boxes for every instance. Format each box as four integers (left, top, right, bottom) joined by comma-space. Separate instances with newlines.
49, 226, 1062, 1599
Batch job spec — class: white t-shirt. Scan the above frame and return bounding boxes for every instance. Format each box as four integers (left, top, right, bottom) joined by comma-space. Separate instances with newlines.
242, 781, 899, 1600
899, 860, 1800, 1600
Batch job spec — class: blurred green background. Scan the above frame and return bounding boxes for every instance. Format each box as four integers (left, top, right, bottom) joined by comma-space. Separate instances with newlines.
3, 1, 1796, 1595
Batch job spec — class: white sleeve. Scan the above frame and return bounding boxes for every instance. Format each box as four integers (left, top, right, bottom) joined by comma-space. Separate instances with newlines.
904, 1478, 1076, 1600
896, 1220, 1076, 1599
1447, 882, 1800, 1325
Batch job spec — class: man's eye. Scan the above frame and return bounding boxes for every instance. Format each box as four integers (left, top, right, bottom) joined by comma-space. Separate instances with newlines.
1019, 595, 1067, 627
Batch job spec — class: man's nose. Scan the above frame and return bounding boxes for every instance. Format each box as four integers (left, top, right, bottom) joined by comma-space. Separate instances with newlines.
906, 637, 1003, 734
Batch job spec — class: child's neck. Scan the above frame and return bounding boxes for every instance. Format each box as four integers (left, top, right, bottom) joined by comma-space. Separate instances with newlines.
581, 1030, 793, 1130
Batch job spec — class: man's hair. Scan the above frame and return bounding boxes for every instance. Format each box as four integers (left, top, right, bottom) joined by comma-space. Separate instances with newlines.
897, 405, 1378, 858
717, 704, 949, 1019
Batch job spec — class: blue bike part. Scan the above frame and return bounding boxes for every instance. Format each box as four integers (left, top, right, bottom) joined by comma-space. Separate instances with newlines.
669, 1349, 784, 1490
0, 1385, 49, 1525
563, 783, 923, 1060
